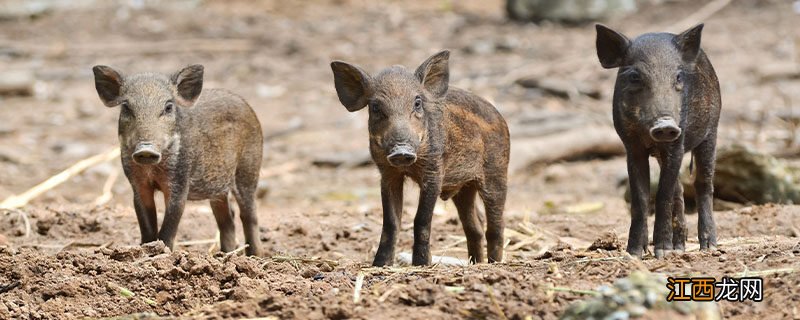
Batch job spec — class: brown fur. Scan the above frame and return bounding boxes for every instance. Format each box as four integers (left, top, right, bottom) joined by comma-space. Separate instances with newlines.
93, 65, 263, 256
331, 51, 510, 266
596, 24, 721, 258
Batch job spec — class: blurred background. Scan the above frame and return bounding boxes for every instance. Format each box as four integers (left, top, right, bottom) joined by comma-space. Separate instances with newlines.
0, 0, 798, 263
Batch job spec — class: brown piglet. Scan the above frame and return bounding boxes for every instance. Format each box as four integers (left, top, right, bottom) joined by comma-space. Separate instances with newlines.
93, 64, 263, 256
331, 51, 510, 266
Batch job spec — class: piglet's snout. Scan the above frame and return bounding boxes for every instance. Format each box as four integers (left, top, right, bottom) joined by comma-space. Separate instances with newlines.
386, 144, 417, 167
132, 142, 162, 165
649, 117, 682, 142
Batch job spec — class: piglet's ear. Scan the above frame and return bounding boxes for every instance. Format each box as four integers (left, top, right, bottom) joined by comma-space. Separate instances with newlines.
414, 50, 450, 99
331, 61, 372, 112
93, 65, 124, 107
595, 24, 630, 69
171, 64, 204, 106
676, 23, 704, 64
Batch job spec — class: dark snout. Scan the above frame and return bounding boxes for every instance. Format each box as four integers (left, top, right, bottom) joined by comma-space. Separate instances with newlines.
649, 117, 682, 142
386, 144, 417, 167
132, 142, 162, 165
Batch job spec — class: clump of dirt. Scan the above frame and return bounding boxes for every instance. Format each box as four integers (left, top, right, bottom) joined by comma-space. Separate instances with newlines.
587, 231, 623, 251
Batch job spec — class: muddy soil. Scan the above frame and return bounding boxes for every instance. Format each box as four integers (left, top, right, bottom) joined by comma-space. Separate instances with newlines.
0, 0, 799, 319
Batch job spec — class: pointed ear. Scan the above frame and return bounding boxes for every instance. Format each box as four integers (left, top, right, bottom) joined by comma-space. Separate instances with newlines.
676, 23, 704, 64
415, 50, 450, 99
93, 65, 124, 107
595, 24, 630, 69
330, 61, 372, 112
171, 64, 204, 106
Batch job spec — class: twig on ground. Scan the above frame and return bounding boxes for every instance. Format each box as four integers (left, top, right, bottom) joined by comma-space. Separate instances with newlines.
93, 167, 120, 206
17, 243, 65, 249
99, 241, 114, 250
61, 241, 105, 251
361, 266, 438, 275
21, 241, 112, 251
441, 237, 467, 249
377, 284, 403, 303
0, 147, 120, 209
649, 263, 668, 272
739, 268, 796, 278
4, 209, 31, 238
487, 286, 508, 320
0, 281, 20, 294
223, 244, 249, 261
177, 239, 218, 246
506, 239, 539, 252
546, 286, 601, 296
271, 255, 340, 266
353, 271, 365, 303
397, 252, 468, 266
207, 231, 220, 254
564, 256, 626, 266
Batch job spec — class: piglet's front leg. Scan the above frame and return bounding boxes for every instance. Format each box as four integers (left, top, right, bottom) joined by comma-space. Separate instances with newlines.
412, 173, 442, 266
653, 145, 684, 259
373, 175, 404, 267
158, 181, 189, 251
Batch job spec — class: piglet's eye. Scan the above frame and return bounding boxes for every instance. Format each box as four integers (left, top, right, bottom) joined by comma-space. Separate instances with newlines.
675, 71, 685, 91
413, 96, 423, 111
369, 102, 383, 119
628, 72, 642, 84
164, 101, 174, 114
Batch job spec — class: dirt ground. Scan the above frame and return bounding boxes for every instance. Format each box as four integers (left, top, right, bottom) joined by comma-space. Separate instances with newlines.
0, 0, 799, 319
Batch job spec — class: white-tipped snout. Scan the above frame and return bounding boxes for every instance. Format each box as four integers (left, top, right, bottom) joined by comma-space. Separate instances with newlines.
386, 144, 417, 167
132, 142, 161, 165
649, 117, 682, 142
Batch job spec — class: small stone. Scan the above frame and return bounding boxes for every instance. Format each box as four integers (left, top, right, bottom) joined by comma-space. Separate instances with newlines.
597, 285, 614, 295
644, 290, 658, 308
614, 279, 633, 291
604, 310, 629, 320
625, 290, 643, 305
319, 262, 334, 272
610, 294, 627, 307
300, 266, 320, 279
627, 305, 647, 317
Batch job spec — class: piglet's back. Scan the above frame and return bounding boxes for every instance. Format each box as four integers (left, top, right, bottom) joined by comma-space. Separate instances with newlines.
444, 88, 505, 124
190, 89, 260, 127
443, 87, 510, 149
